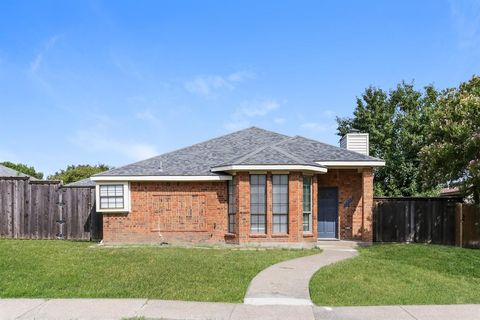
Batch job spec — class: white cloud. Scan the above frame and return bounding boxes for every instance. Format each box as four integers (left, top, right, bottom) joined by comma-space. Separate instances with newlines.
135, 108, 160, 124
224, 99, 280, 131
184, 71, 255, 97
29, 35, 60, 74
238, 99, 279, 117
227, 71, 255, 82
109, 50, 144, 81
300, 122, 329, 132
224, 119, 250, 131
322, 109, 336, 118
71, 129, 158, 161
274, 117, 286, 125
449, 0, 480, 50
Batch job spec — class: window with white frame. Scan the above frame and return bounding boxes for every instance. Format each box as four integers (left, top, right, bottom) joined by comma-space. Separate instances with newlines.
228, 177, 236, 233
250, 174, 266, 233
99, 184, 125, 209
303, 176, 312, 232
272, 174, 289, 233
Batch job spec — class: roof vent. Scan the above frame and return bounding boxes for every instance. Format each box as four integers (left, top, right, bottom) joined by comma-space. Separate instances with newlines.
340, 130, 369, 155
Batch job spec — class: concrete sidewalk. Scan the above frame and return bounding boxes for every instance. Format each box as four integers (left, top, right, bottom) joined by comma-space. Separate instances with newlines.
244, 240, 359, 305
2, 299, 480, 320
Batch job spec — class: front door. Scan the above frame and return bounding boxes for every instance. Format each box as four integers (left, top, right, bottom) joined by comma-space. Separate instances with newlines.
318, 187, 338, 239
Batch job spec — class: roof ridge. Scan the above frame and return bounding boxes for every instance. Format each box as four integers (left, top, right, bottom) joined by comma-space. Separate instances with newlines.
270, 145, 307, 164
224, 135, 296, 165
94, 127, 290, 176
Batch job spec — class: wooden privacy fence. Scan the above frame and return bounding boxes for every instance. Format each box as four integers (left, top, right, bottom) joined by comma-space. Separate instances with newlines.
373, 197, 460, 245
0, 177, 101, 240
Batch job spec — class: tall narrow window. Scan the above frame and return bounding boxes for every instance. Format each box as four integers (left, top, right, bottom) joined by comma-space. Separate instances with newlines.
303, 176, 312, 232
272, 174, 289, 233
228, 177, 236, 233
250, 174, 266, 233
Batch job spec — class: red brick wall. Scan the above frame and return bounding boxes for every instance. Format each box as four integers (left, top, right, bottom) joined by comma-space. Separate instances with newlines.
102, 168, 374, 244
361, 168, 374, 241
316, 168, 373, 241
103, 181, 228, 244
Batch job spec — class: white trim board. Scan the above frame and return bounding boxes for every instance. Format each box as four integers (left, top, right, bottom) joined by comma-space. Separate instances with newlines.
91, 175, 232, 182
211, 164, 328, 173
316, 161, 385, 167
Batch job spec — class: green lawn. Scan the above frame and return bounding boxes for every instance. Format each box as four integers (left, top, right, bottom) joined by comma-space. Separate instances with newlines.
0, 240, 318, 302
310, 244, 480, 306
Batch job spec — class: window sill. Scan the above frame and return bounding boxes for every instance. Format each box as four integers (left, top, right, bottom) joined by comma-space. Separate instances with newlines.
98, 209, 129, 214
271, 234, 289, 238
225, 233, 237, 238
303, 233, 314, 238
249, 234, 267, 238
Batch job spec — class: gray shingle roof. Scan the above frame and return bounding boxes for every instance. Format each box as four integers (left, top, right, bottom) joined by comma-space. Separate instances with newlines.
275, 136, 383, 162
0, 164, 37, 179
94, 127, 383, 177
65, 178, 96, 187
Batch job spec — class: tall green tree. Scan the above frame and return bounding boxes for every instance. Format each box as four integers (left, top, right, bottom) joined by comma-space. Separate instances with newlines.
48, 164, 112, 184
420, 76, 480, 203
337, 82, 439, 196
0, 161, 44, 179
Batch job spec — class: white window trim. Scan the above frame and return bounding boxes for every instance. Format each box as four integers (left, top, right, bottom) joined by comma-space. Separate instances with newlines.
272, 174, 289, 234
96, 182, 131, 213
303, 176, 313, 233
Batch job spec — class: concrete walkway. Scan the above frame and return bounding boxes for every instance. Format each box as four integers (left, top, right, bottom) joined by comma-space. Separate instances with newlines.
2, 299, 480, 320
244, 241, 359, 306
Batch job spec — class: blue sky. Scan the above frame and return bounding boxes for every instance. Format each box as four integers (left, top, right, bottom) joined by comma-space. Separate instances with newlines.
1, 0, 479, 176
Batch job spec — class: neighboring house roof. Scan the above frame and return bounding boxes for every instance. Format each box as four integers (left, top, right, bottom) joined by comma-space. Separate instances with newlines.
0, 164, 37, 179
65, 178, 96, 187
93, 127, 384, 178
440, 187, 461, 197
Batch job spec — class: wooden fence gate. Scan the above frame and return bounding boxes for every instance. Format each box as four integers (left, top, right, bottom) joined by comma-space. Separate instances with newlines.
373, 197, 460, 245
0, 177, 101, 240
457, 203, 480, 248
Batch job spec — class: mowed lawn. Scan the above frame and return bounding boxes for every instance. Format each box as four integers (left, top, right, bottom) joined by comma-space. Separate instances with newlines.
0, 240, 318, 302
310, 244, 480, 306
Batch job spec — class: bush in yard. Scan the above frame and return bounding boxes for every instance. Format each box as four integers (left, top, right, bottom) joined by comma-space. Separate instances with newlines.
48, 164, 112, 184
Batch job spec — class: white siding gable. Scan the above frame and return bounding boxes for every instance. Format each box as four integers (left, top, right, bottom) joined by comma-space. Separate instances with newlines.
340, 133, 369, 156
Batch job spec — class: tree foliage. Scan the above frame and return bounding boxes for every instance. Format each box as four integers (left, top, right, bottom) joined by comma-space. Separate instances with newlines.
0, 161, 44, 179
48, 164, 112, 184
420, 76, 480, 203
336, 82, 439, 196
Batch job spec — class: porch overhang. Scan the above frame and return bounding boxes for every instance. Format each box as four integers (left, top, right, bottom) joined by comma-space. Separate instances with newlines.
210, 164, 328, 174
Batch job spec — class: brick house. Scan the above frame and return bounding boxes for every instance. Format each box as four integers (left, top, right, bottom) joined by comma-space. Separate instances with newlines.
91, 127, 384, 246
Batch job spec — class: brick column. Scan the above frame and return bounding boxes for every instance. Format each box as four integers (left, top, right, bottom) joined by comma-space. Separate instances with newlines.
288, 172, 302, 241
312, 174, 318, 238
361, 168, 374, 242
236, 172, 250, 243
